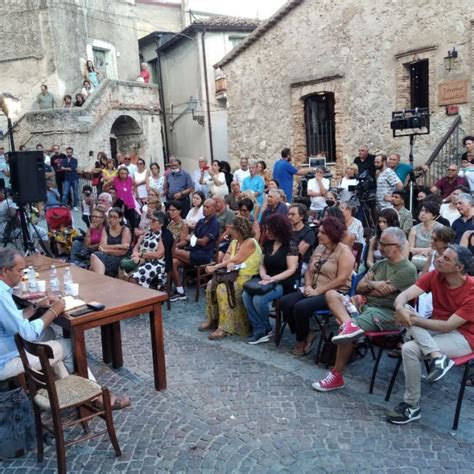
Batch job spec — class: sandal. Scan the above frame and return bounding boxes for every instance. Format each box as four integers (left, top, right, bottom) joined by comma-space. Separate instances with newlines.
94, 395, 131, 411
198, 321, 217, 332
292, 342, 305, 356
304, 330, 318, 354
208, 329, 229, 340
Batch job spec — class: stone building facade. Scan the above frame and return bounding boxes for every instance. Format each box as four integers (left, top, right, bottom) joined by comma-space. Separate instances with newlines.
216, 0, 474, 177
1, 0, 163, 168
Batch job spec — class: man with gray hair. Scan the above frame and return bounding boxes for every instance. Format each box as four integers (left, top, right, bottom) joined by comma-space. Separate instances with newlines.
312, 227, 417, 392
0, 248, 68, 380
452, 192, 474, 244
97, 192, 113, 214
388, 245, 474, 424
261, 189, 288, 233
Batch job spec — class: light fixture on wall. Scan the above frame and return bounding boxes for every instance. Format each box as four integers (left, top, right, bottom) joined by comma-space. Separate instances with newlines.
444, 47, 458, 72
187, 96, 205, 126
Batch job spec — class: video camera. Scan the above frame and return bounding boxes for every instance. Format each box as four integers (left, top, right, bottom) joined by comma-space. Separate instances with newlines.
351, 170, 376, 205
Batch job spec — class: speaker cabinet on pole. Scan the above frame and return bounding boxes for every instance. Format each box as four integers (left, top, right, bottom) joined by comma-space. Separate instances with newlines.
8, 151, 47, 205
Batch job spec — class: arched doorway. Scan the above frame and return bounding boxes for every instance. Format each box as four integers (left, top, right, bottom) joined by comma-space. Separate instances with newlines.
110, 115, 143, 159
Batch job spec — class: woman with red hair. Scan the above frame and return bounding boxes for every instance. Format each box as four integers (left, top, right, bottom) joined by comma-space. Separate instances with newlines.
279, 216, 355, 355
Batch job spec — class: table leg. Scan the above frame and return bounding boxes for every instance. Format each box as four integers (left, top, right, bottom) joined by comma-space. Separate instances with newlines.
101, 325, 112, 364
110, 322, 123, 369
70, 326, 88, 378
149, 303, 167, 390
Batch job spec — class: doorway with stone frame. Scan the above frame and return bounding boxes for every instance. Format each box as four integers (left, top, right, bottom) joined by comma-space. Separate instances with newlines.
290, 76, 344, 175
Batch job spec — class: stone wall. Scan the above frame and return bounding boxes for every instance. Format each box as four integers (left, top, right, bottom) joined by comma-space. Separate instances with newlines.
221, 0, 474, 176
7, 81, 163, 170
0, 0, 140, 118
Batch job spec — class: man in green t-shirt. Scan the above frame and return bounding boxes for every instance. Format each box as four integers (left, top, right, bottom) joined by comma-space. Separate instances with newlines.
312, 227, 417, 392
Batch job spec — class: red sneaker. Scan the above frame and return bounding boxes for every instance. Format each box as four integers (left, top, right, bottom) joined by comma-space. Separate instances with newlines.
332, 320, 364, 345
312, 370, 344, 392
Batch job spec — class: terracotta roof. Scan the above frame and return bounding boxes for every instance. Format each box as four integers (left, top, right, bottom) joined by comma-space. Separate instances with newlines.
214, 0, 304, 69
157, 14, 260, 52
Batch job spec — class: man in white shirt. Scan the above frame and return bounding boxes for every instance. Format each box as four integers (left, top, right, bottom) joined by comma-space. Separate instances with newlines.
192, 157, 210, 198
122, 154, 137, 176
307, 167, 330, 217
233, 158, 250, 186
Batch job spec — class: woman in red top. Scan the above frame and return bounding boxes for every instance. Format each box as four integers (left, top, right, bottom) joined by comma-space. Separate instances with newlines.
104, 167, 139, 229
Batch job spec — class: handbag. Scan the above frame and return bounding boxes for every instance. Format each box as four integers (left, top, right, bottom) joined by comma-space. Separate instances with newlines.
209, 268, 239, 309
0, 387, 35, 459
120, 256, 139, 273
243, 276, 276, 295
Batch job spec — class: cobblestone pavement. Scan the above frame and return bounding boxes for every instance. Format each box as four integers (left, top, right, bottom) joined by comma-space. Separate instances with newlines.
3, 295, 474, 473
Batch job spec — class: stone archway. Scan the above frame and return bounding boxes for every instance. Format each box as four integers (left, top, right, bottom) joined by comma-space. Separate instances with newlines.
110, 115, 143, 157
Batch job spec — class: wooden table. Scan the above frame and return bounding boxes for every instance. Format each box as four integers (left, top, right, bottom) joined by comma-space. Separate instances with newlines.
33, 261, 168, 391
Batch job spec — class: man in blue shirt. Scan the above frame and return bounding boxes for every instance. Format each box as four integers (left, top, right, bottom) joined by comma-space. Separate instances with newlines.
388, 153, 412, 185
0, 248, 69, 380
165, 157, 194, 217
241, 159, 265, 207
272, 148, 314, 202
61, 146, 79, 211
452, 193, 474, 243
170, 199, 220, 301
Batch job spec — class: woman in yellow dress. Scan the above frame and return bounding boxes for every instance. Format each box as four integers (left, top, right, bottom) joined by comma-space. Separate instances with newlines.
200, 216, 262, 339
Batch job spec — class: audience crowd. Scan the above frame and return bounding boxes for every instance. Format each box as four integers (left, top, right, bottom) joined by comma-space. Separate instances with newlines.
1, 138, 474, 429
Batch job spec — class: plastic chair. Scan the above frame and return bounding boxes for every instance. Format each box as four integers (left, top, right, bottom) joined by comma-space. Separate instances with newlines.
385, 350, 474, 430
15, 334, 121, 474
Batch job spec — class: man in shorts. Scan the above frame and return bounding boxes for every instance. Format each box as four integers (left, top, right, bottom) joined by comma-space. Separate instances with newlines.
312, 227, 417, 391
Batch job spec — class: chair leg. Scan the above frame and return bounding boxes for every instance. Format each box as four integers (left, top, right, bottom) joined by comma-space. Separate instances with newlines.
33, 406, 44, 463
101, 389, 122, 457
385, 357, 403, 401
52, 417, 67, 474
314, 316, 328, 364
453, 363, 471, 430
369, 343, 385, 394
166, 274, 171, 310
195, 268, 201, 302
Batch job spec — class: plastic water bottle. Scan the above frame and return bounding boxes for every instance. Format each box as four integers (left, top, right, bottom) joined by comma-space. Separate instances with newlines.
50, 265, 60, 295
343, 295, 360, 318
28, 266, 37, 292
63, 267, 73, 296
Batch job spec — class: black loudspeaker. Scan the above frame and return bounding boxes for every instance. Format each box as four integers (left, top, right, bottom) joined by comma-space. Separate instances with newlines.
8, 151, 47, 204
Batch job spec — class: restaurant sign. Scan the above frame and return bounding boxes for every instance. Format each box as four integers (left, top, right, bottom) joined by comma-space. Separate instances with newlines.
438, 80, 469, 106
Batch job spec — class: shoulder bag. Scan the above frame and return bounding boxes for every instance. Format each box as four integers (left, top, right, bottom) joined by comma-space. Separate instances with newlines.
209, 268, 239, 309
243, 276, 276, 296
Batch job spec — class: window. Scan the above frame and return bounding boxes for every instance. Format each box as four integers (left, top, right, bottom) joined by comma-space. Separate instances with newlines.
304, 92, 336, 162
410, 59, 429, 109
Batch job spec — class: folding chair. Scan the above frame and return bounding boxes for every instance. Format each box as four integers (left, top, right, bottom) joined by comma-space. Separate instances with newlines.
385, 350, 474, 430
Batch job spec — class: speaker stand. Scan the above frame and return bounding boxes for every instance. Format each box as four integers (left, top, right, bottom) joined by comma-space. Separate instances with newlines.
18, 206, 53, 257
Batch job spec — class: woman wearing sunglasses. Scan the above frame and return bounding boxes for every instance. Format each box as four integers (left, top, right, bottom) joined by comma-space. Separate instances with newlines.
279, 216, 355, 356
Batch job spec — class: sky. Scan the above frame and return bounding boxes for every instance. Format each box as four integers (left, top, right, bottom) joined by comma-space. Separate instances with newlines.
188, 0, 288, 19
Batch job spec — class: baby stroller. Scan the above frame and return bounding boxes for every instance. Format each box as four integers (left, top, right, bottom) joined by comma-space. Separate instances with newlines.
45, 205, 79, 257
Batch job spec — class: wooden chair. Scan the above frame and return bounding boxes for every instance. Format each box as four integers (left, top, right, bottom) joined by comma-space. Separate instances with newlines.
385, 350, 474, 430
183, 245, 219, 302
14, 334, 121, 474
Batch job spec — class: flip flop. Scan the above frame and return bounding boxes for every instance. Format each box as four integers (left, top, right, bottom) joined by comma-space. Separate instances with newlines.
208, 329, 229, 340
94, 395, 131, 411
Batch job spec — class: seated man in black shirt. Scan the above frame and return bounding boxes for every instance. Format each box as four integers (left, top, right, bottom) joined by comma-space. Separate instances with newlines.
170, 199, 220, 301
288, 203, 315, 274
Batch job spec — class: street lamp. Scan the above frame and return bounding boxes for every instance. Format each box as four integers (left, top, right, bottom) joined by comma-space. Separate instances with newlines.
444, 47, 458, 72
187, 96, 204, 126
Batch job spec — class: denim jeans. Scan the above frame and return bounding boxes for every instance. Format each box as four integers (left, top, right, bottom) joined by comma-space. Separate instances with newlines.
242, 284, 283, 336
62, 179, 79, 207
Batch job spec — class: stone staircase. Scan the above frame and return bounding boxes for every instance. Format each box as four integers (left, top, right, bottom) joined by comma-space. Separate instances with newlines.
10, 79, 163, 167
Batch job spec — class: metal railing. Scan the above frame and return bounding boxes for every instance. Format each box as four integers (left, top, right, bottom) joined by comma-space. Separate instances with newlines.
422, 116, 463, 187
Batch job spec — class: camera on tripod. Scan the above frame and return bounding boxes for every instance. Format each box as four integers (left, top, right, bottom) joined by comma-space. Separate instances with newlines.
351, 170, 376, 205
